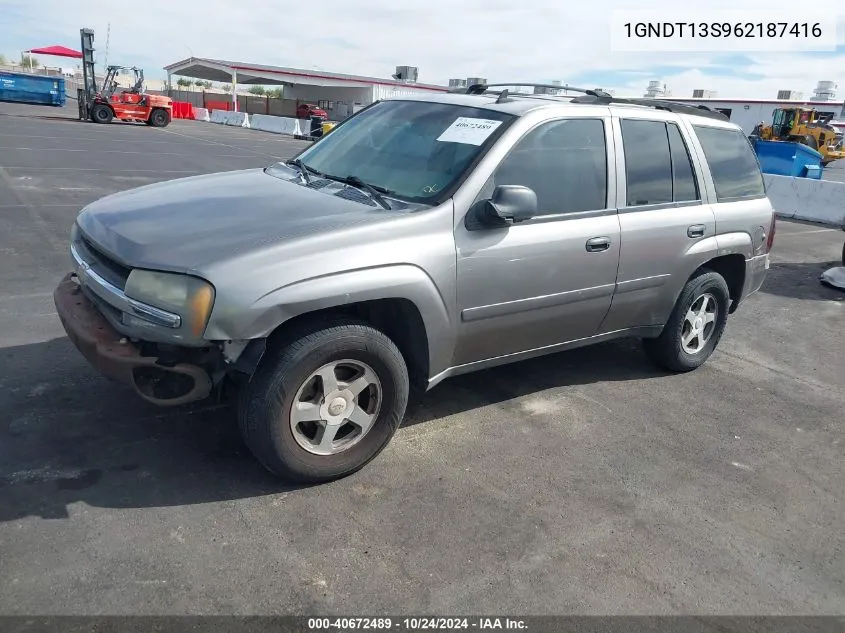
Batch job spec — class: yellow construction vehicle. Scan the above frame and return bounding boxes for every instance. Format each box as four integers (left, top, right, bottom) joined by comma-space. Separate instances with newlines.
751, 106, 845, 166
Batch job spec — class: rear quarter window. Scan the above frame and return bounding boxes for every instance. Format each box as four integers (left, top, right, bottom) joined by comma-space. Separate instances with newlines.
693, 125, 765, 201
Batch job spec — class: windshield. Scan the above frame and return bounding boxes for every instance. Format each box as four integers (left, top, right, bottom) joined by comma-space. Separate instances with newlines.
288, 99, 514, 203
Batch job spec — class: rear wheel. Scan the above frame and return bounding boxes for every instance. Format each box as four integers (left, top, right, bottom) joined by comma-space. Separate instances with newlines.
642, 270, 731, 373
237, 319, 409, 483
148, 108, 170, 128
91, 103, 113, 124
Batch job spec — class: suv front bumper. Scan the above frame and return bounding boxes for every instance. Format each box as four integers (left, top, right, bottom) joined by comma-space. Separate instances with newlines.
53, 273, 214, 406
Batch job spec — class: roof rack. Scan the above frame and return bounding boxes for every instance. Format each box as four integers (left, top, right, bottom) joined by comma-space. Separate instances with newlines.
569, 94, 729, 121
462, 83, 730, 121
465, 82, 611, 103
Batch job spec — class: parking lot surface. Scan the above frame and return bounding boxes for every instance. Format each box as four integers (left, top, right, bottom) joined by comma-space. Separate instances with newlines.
0, 103, 843, 615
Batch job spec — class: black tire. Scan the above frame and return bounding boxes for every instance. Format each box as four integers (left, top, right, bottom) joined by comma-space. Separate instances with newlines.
237, 319, 409, 483
148, 108, 169, 128
802, 135, 819, 150
642, 269, 731, 373
91, 103, 113, 124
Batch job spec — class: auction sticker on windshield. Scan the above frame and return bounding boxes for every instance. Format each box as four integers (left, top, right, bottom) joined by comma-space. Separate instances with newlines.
437, 117, 503, 145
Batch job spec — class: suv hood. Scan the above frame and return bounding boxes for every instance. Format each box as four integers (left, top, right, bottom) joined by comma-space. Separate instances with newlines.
76, 168, 399, 272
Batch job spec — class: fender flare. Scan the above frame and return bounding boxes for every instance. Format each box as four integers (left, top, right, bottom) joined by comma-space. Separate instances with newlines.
211, 264, 456, 379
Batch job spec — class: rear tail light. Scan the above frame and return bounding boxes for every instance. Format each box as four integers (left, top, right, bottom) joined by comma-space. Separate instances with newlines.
765, 213, 776, 252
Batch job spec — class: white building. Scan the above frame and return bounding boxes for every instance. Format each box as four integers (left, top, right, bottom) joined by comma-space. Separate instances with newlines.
163, 57, 448, 119
656, 98, 845, 134
650, 81, 844, 134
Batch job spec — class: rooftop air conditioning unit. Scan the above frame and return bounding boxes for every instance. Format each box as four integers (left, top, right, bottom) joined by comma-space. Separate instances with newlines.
392, 66, 418, 83
644, 80, 669, 98
812, 80, 837, 101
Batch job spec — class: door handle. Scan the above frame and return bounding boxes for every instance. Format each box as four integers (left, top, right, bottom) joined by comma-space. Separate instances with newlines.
586, 237, 611, 252
687, 224, 706, 238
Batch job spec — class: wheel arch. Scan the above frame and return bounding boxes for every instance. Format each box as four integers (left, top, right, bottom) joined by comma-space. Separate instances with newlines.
213, 265, 455, 391
697, 254, 747, 313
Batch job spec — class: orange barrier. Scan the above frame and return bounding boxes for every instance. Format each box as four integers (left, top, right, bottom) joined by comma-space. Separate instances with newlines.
171, 101, 193, 119
205, 100, 232, 113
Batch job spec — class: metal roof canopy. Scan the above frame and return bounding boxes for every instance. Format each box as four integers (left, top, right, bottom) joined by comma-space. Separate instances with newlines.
163, 57, 447, 91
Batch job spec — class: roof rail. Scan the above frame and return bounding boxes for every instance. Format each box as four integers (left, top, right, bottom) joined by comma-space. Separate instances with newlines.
466, 82, 612, 99
569, 94, 729, 121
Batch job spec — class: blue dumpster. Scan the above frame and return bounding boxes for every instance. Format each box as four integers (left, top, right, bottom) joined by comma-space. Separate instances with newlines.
751, 138, 823, 179
0, 71, 66, 107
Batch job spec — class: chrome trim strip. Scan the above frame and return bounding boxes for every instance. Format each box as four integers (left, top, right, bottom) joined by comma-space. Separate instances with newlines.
461, 282, 616, 322
613, 273, 672, 294
70, 241, 182, 329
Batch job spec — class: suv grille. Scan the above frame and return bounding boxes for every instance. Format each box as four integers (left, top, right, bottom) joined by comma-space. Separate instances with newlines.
77, 235, 132, 290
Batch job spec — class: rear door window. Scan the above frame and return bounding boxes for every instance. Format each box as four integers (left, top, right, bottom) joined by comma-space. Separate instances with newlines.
693, 125, 765, 200
620, 119, 673, 206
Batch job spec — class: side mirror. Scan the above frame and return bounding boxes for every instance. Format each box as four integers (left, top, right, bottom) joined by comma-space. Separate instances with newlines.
475, 185, 538, 228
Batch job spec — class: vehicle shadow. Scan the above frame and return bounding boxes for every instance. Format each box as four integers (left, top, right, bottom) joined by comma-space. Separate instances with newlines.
760, 260, 845, 300
0, 335, 662, 522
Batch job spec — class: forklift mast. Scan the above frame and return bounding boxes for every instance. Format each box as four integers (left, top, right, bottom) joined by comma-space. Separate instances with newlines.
80, 28, 97, 96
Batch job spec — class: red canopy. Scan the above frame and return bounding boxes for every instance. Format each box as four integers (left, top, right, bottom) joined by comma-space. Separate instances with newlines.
27, 45, 82, 59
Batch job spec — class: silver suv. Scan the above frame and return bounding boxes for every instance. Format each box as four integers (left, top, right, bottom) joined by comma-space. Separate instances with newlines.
54, 84, 776, 483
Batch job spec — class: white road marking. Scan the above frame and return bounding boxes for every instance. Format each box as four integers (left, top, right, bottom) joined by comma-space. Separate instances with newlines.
778, 228, 840, 236
1, 166, 203, 173
0, 204, 81, 208
0, 146, 256, 157
2, 292, 55, 300
157, 127, 286, 160
0, 165, 64, 252
0, 132, 193, 145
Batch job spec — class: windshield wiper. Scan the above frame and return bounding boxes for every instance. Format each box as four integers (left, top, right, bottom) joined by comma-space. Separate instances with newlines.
285, 158, 321, 184
323, 174, 392, 209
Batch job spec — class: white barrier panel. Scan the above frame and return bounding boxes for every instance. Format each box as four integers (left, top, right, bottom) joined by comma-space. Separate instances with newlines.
764, 174, 845, 226
250, 114, 302, 136
209, 109, 228, 124
209, 110, 250, 128
223, 111, 250, 128
192, 107, 210, 122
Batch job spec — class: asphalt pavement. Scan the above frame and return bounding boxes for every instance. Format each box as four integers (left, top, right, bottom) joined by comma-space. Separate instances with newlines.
0, 102, 843, 616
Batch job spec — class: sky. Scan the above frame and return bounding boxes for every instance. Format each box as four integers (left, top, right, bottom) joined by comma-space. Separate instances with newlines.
2, 0, 845, 100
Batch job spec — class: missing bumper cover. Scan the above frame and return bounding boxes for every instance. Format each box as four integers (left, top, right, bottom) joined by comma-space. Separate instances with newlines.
53, 273, 213, 407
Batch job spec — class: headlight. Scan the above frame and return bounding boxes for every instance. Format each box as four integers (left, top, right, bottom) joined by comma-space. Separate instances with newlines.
124, 269, 215, 337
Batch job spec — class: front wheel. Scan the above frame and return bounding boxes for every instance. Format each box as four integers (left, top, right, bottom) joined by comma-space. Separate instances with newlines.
90, 103, 113, 124
237, 319, 409, 483
148, 108, 170, 128
642, 270, 731, 372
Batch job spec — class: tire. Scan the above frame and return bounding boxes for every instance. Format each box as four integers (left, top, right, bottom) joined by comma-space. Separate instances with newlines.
91, 103, 113, 124
237, 319, 409, 483
802, 135, 819, 150
148, 108, 169, 128
642, 269, 731, 373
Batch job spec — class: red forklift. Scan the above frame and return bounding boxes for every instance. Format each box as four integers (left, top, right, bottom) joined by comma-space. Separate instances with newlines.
77, 28, 172, 127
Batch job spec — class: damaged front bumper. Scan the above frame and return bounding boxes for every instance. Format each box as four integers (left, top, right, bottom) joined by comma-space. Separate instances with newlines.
53, 273, 214, 406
